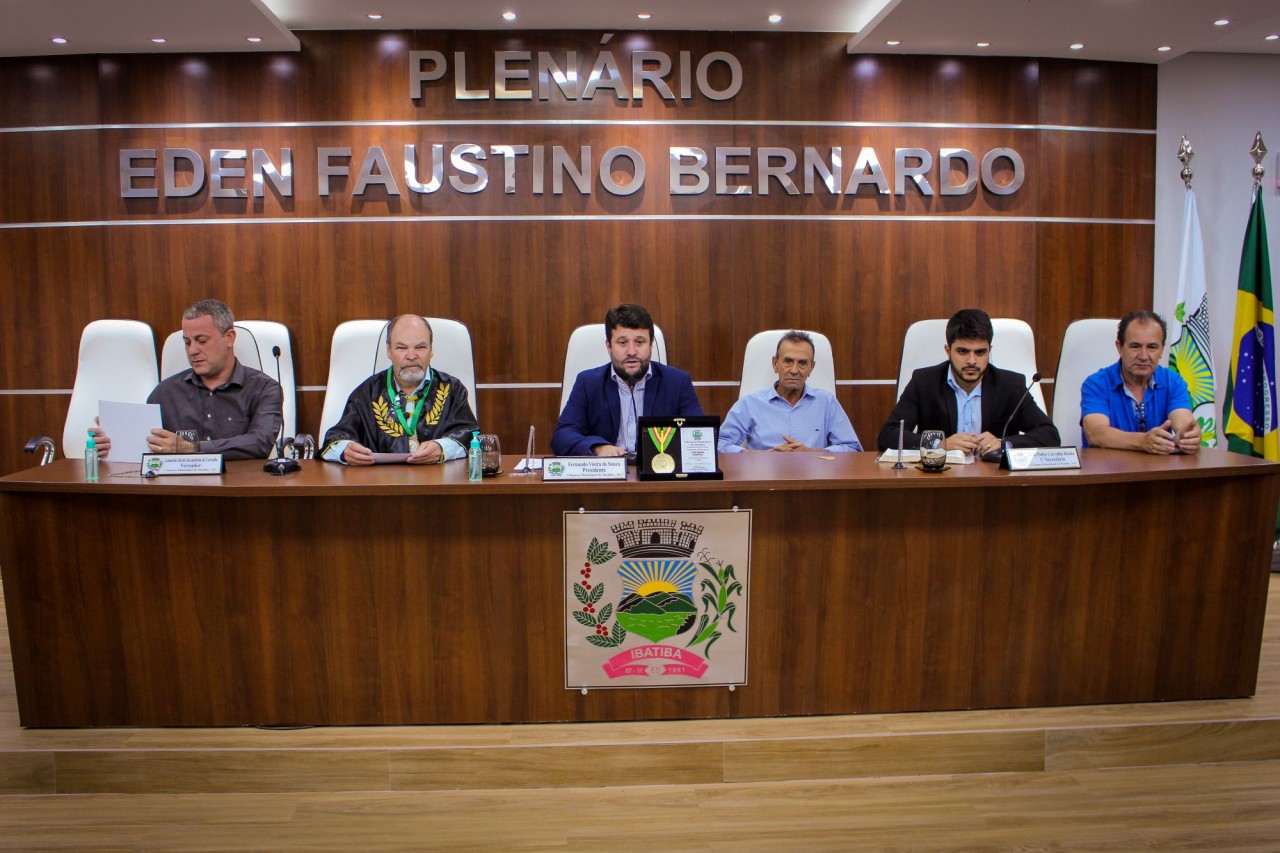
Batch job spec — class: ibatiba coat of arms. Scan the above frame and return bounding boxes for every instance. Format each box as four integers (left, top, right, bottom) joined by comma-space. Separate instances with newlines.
564, 510, 751, 689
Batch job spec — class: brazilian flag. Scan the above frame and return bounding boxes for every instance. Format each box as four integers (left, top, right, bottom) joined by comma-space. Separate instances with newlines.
1223, 190, 1279, 527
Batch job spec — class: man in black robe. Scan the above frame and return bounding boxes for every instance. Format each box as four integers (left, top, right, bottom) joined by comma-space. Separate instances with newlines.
321, 315, 479, 465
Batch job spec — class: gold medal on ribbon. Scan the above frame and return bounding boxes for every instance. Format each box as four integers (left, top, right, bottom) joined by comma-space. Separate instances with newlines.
386, 371, 428, 455
646, 426, 677, 474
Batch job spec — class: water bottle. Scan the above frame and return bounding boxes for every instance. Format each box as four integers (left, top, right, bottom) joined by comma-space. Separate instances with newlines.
85, 429, 100, 483
467, 430, 482, 482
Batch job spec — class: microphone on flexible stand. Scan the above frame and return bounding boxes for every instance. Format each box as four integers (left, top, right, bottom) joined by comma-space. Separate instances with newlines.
263, 344, 302, 475
981, 372, 1042, 465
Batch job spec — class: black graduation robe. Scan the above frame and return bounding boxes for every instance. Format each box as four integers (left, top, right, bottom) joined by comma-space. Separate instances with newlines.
322, 368, 479, 456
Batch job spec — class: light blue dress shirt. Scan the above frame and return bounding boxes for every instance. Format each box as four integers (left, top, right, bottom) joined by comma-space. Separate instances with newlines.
946, 369, 983, 434
611, 365, 652, 452
718, 384, 862, 453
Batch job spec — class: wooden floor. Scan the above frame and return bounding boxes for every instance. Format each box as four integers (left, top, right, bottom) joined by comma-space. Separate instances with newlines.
1, 576, 1277, 850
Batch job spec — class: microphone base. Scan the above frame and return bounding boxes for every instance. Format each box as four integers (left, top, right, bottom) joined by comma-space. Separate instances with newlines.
979, 449, 1005, 465
263, 457, 302, 476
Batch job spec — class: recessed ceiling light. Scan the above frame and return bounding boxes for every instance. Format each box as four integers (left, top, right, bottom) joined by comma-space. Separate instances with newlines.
1267, 34, 1279, 41
768, 14, 783, 24
886, 40, 900, 46
1157, 45, 1172, 52
1069, 43, 1084, 50
502, 11, 517, 21
637, 13, 651, 20
151, 37, 167, 44
51, 37, 67, 45
976, 42, 990, 48
246, 36, 262, 43
1214, 19, 1229, 26
367, 13, 382, 20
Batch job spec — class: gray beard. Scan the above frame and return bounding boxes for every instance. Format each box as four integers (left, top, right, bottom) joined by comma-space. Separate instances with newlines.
396, 366, 426, 389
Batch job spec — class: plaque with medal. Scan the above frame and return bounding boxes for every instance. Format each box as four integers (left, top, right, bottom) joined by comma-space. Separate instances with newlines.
637, 415, 723, 481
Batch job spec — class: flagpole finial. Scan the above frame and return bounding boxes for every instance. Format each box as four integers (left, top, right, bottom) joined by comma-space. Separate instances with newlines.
1177, 135, 1194, 188
1250, 132, 1267, 188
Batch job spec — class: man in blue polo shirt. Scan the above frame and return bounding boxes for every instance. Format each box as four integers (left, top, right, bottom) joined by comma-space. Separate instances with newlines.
718, 331, 861, 453
1080, 310, 1201, 454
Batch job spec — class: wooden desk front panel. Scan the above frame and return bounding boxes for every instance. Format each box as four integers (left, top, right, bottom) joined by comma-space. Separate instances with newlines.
0, 457, 1273, 726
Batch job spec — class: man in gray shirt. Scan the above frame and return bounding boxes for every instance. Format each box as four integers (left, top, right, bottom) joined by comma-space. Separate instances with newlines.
93, 299, 283, 460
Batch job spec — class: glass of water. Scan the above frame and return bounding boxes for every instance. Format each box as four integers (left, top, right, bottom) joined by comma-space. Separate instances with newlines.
919, 430, 947, 470
480, 434, 501, 476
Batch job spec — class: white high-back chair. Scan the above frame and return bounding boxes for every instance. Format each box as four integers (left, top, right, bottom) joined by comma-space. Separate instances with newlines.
318, 318, 477, 442
896, 317, 1046, 412
1052, 318, 1120, 448
161, 321, 297, 438
559, 324, 668, 413
738, 330, 837, 399
62, 320, 159, 458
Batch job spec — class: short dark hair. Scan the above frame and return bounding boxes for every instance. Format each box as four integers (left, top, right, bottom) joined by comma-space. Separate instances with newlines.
605, 303, 655, 339
775, 330, 815, 359
945, 308, 994, 345
183, 299, 235, 334
1117, 310, 1167, 345
386, 314, 434, 347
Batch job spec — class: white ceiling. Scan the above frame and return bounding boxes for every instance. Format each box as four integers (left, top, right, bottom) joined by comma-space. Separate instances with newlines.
2, 0, 1279, 63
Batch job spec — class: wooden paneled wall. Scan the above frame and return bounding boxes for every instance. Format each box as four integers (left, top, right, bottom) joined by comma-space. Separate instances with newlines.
0, 32, 1155, 474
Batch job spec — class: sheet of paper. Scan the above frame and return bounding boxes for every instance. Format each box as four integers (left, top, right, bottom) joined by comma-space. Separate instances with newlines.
513, 457, 544, 471
98, 400, 162, 462
680, 425, 717, 474
371, 452, 410, 464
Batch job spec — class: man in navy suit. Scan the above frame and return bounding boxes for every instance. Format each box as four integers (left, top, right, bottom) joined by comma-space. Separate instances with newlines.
552, 303, 703, 457
875, 308, 1059, 455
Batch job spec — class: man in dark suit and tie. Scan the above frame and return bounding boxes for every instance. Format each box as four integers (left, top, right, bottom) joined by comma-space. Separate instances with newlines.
552, 303, 703, 457
876, 308, 1059, 456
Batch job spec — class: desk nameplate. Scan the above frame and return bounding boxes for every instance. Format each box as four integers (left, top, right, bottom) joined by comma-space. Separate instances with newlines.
542, 457, 628, 481
141, 453, 225, 476
1006, 446, 1081, 471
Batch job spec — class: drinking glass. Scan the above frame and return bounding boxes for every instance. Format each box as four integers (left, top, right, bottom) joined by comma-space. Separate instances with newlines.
919, 430, 947, 470
480, 433, 502, 476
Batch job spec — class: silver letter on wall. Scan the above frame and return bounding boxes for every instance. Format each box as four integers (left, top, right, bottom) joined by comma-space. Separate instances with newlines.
758, 148, 799, 195
409, 50, 446, 99
163, 148, 205, 198
454, 52, 488, 99
600, 147, 645, 195
450, 144, 489, 192
716, 147, 752, 195
495, 51, 532, 100
252, 149, 292, 198
317, 147, 351, 197
631, 51, 674, 100
696, 52, 742, 100
120, 149, 157, 198
895, 148, 934, 196
210, 149, 247, 198
981, 148, 1025, 195
404, 144, 444, 193
491, 145, 530, 193
670, 147, 709, 194
939, 148, 978, 195
354, 146, 401, 195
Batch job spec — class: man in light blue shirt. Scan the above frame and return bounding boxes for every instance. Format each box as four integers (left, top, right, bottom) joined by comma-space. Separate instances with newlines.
719, 331, 862, 453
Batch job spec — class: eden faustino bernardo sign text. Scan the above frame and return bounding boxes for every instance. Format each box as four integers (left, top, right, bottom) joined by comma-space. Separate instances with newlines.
116, 44, 1025, 205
